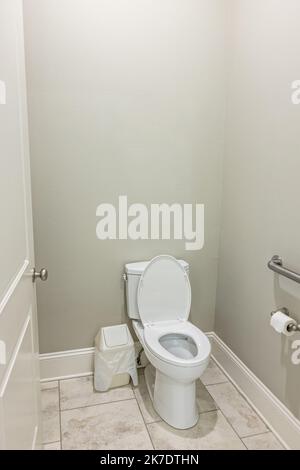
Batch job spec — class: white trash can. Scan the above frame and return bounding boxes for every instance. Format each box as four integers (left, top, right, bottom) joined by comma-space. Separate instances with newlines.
94, 324, 138, 392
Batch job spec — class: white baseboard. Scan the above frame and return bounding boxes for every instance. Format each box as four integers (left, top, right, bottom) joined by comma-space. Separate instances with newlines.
208, 332, 300, 450
39, 342, 144, 382
39, 333, 300, 449
40, 348, 94, 382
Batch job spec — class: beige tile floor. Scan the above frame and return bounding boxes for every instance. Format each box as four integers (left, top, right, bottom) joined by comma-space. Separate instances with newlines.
41, 359, 284, 450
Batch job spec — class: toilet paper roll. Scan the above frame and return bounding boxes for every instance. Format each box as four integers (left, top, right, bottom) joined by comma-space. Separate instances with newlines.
270, 311, 297, 336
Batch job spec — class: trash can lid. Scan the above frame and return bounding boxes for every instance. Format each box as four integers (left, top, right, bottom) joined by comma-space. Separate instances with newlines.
103, 324, 130, 348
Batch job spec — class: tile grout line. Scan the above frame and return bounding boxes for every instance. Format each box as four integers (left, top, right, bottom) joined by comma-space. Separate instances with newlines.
199, 381, 219, 413
203, 373, 277, 446
208, 361, 272, 433
133, 387, 162, 425
194, 408, 234, 419
43, 440, 61, 446
41, 385, 62, 449
205, 369, 271, 434
240, 430, 278, 441
142, 404, 251, 449
202, 380, 229, 387
60, 396, 137, 414
215, 408, 248, 450
240, 431, 285, 451
133, 389, 156, 450
58, 380, 63, 450
204, 378, 266, 446
201, 365, 251, 449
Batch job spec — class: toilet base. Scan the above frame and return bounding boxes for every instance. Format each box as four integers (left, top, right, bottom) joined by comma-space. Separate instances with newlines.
144, 364, 199, 430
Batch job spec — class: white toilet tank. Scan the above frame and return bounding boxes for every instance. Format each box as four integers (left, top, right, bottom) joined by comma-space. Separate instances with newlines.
124, 259, 189, 320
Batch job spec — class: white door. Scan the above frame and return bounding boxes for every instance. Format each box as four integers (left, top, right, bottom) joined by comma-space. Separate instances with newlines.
0, 0, 44, 450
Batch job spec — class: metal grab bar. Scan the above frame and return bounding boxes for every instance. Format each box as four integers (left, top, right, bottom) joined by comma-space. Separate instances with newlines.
268, 256, 300, 285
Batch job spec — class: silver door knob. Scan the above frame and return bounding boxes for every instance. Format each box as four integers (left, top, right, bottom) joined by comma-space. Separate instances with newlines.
32, 268, 48, 282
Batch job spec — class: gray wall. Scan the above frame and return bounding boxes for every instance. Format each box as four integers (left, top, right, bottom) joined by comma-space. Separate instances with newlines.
216, 0, 300, 418
23, 0, 227, 353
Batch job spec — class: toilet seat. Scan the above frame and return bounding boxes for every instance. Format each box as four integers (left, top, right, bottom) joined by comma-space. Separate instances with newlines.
137, 255, 191, 325
144, 320, 211, 367
137, 255, 210, 368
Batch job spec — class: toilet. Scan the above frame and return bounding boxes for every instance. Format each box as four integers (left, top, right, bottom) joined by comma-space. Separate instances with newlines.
125, 255, 211, 429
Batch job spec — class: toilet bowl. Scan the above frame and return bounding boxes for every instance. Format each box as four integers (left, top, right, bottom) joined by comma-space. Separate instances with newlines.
125, 255, 211, 429
133, 320, 210, 429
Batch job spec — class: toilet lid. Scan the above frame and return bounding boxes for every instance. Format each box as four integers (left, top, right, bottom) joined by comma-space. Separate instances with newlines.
137, 255, 191, 325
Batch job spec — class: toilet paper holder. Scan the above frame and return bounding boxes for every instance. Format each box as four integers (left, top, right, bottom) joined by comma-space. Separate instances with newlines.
270, 308, 300, 333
